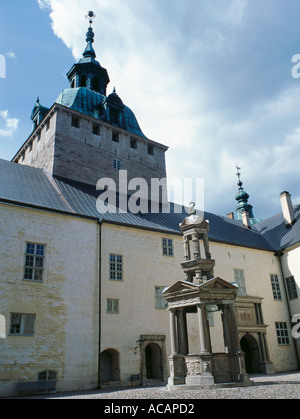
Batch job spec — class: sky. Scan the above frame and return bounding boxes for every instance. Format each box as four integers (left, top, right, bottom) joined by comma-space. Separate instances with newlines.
1, 0, 300, 220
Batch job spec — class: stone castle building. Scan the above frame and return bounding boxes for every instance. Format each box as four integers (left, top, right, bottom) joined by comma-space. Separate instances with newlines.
0, 14, 300, 396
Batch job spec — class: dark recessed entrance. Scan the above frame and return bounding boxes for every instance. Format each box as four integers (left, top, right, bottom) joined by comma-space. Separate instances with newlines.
145, 343, 162, 380
240, 334, 261, 373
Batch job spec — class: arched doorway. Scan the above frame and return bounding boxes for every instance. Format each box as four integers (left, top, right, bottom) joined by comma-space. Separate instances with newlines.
145, 343, 162, 380
100, 349, 120, 383
240, 334, 261, 373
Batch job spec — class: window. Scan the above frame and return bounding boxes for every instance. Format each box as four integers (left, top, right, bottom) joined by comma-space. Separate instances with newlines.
24, 243, 45, 282
0, 315, 6, 339
113, 158, 122, 170
110, 109, 119, 125
270, 274, 282, 300
92, 123, 100, 136
46, 120, 50, 131
107, 299, 119, 314
155, 286, 168, 309
93, 77, 100, 92
112, 131, 119, 142
10, 313, 36, 336
130, 138, 137, 149
71, 116, 80, 128
147, 145, 154, 155
233, 269, 247, 296
80, 75, 87, 87
38, 370, 57, 394
286, 276, 298, 300
275, 322, 290, 345
162, 238, 174, 256
109, 254, 123, 281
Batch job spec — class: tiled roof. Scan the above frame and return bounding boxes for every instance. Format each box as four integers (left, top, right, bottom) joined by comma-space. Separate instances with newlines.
254, 205, 300, 251
0, 159, 70, 213
0, 159, 275, 251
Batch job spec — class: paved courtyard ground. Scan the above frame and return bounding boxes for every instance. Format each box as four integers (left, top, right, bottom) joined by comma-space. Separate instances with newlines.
10, 371, 300, 399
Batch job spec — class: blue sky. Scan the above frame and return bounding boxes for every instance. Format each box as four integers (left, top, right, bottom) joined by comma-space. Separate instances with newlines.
1, 0, 300, 220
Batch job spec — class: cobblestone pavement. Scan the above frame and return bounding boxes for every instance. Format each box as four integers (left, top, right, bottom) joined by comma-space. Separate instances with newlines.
12, 371, 300, 399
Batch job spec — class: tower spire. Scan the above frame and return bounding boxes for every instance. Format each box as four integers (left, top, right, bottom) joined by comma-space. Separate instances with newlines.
83, 11, 96, 59
66, 11, 110, 95
234, 165, 255, 221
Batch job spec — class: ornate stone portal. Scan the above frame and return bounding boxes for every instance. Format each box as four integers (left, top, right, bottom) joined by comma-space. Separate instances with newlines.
163, 214, 253, 389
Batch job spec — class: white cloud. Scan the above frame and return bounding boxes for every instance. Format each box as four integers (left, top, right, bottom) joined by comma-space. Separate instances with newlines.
0, 110, 19, 137
37, 0, 300, 219
6, 51, 16, 59
37, 0, 51, 10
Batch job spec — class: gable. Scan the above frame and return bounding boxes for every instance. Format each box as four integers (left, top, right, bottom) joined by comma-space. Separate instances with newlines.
199, 277, 238, 290
162, 281, 200, 296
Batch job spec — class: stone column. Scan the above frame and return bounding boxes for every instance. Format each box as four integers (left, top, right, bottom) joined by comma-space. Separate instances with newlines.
177, 309, 189, 355
203, 233, 211, 259
183, 236, 189, 261
228, 304, 241, 352
221, 306, 231, 352
169, 310, 178, 355
167, 310, 186, 388
197, 304, 210, 354
260, 332, 275, 374
222, 304, 239, 382
192, 233, 200, 259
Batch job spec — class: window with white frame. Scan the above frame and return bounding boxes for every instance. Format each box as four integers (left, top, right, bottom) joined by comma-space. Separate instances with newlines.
24, 243, 45, 282
162, 238, 174, 256
286, 276, 298, 300
275, 322, 290, 345
9, 313, 36, 336
107, 299, 119, 314
233, 269, 247, 296
270, 274, 282, 300
109, 254, 123, 281
155, 286, 168, 309
113, 158, 122, 170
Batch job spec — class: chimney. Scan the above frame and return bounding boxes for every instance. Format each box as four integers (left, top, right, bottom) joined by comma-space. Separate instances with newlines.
242, 210, 251, 229
227, 212, 234, 220
280, 191, 296, 227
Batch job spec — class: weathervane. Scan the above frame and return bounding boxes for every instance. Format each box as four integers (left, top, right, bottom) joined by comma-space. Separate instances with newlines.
235, 163, 244, 189
86, 10, 96, 26
235, 163, 241, 182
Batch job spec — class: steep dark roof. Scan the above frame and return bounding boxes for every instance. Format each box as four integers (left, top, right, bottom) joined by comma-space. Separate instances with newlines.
0, 159, 71, 213
254, 205, 300, 251
0, 159, 275, 251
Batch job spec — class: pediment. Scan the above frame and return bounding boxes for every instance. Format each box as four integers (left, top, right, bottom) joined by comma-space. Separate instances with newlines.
163, 277, 237, 297
162, 281, 200, 296
199, 277, 238, 290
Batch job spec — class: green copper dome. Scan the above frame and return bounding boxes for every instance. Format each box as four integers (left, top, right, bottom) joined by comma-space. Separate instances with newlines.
55, 87, 147, 138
